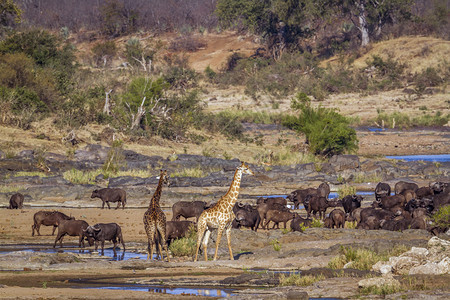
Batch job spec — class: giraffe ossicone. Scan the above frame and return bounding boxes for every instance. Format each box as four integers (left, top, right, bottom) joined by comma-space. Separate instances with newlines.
194, 161, 255, 262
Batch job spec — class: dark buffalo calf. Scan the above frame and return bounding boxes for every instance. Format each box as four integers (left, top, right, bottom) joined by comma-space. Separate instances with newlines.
8, 193, 24, 209
257, 202, 290, 229
165, 220, 195, 246
305, 195, 339, 219
290, 214, 312, 232
328, 209, 346, 228
83, 223, 125, 255
91, 188, 127, 209
373, 194, 406, 210
341, 194, 362, 215
233, 204, 261, 231
172, 201, 208, 222
264, 210, 296, 229
32, 211, 74, 236
54, 219, 91, 248
375, 182, 391, 202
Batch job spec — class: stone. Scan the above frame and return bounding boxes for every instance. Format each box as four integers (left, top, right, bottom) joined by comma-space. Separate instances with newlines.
389, 256, 422, 275
358, 274, 400, 289
409, 257, 450, 275
372, 261, 392, 274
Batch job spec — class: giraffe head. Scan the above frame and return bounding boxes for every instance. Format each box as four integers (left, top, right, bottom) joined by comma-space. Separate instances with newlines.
159, 169, 170, 186
238, 161, 254, 176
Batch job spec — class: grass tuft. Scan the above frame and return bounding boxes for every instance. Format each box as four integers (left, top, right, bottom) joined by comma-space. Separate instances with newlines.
279, 273, 325, 286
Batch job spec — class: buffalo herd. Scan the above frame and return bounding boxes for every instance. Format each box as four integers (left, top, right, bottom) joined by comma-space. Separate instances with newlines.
5, 180, 449, 258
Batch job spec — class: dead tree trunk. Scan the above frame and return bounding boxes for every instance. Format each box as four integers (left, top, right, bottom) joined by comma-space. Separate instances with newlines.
130, 97, 146, 129
103, 89, 113, 115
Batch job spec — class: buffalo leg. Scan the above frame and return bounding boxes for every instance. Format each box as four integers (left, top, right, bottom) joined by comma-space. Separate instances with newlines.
52, 225, 57, 235
102, 201, 105, 209
106, 201, 111, 209
115, 202, 120, 210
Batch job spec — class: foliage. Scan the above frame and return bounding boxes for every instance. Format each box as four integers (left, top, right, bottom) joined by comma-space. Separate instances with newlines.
102, 139, 126, 176
63, 169, 102, 185
283, 93, 358, 157
279, 273, 325, 287
310, 218, 323, 228
431, 205, 450, 230
92, 41, 117, 67
99, 0, 138, 37
0, 0, 22, 30
270, 239, 281, 251
168, 225, 197, 257
337, 184, 357, 198
215, 0, 318, 58
359, 284, 401, 296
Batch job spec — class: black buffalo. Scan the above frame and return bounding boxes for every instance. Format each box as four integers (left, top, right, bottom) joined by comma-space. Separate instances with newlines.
91, 188, 127, 209
8, 193, 24, 209
83, 223, 125, 255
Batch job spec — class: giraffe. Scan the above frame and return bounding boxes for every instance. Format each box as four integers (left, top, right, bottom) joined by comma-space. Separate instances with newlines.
194, 161, 254, 262
143, 169, 170, 262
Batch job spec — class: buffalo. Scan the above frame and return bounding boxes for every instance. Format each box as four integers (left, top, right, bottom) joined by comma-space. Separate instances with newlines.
375, 182, 391, 202
341, 194, 362, 215
232, 203, 261, 231
257, 202, 290, 229
305, 195, 340, 219
83, 223, 125, 255
394, 181, 419, 195
171, 201, 209, 222
287, 182, 330, 210
32, 211, 74, 236
91, 188, 126, 209
8, 193, 24, 209
54, 219, 91, 248
264, 210, 296, 229
290, 213, 312, 232
327, 209, 346, 228
165, 220, 195, 246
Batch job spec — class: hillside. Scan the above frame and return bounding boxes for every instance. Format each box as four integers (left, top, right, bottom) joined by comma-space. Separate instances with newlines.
0, 33, 449, 163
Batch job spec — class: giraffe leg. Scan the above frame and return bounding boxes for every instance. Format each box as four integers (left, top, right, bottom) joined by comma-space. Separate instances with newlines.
145, 224, 156, 260
225, 225, 234, 260
213, 226, 225, 261
157, 228, 170, 263
194, 219, 207, 262
203, 230, 211, 262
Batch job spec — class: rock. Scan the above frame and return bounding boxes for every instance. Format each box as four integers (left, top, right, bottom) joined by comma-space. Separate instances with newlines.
389, 256, 422, 275
328, 155, 360, 172
358, 273, 400, 289
372, 261, 392, 274
285, 290, 309, 300
409, 257, 450, 275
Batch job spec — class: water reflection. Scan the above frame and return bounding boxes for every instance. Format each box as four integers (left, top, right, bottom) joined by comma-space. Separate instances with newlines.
386, 154, 450, 162
84, 285, 235, 297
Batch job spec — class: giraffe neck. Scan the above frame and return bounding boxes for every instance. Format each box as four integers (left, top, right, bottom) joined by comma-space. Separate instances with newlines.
150, 176, 165, 208
219, 168, 243, 211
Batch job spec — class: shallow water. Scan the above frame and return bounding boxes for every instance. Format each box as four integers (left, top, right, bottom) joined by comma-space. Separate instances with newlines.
0, 245, 150, 261
386, 154, 450, 162
80, 285, 235, 297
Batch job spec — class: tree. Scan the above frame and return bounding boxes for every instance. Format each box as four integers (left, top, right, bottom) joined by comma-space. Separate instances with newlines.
334, 0, 413, 47
282, 93, 358, 157
215, 0, 320, 59
0, 0, 21, 35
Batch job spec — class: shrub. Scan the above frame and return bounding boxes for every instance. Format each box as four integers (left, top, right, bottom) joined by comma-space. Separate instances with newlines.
102, 139, 126, 176
338, 184, 357, 198
270, 239, 281, 251
431, 205, 450, 230
99, 0, 138, 37
171, 167, 205, 178
283, 93, 358, 156
92, 41, 117, 67
168, 225, 197, 257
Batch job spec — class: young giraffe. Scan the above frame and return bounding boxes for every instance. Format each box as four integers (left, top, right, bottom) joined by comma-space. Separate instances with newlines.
143, 169, 170, 262
194, 161, 254, 262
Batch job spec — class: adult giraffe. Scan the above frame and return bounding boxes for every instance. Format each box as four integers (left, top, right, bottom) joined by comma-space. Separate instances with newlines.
194, 161, 254, 261
143, 169, 170, 262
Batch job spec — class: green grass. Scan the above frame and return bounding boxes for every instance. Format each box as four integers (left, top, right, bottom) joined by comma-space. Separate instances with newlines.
171, 166, 205, 178
279, 273, 326, 286
328, 245, 409, 270
359, 284, 401, 296
270, 239, 281, 251
14, 171, 49, 177
0, 185, 25, 193
310, 218, 324, 228
63, 168, 154, 184
352, 172, 382, 183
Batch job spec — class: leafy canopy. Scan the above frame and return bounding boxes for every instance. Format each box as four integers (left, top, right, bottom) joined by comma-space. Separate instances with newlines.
283, 92, 358, 156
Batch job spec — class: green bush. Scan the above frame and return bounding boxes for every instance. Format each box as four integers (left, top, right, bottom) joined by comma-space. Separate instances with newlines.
283, 93, 358, 156
431, 205, 450, 230
99, 0, 138, 37
92, 41, 117, 67
168, 225, 197, 257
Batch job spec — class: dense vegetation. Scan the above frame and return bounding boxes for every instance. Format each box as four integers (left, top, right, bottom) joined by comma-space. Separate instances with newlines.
0, 0, 448, 158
